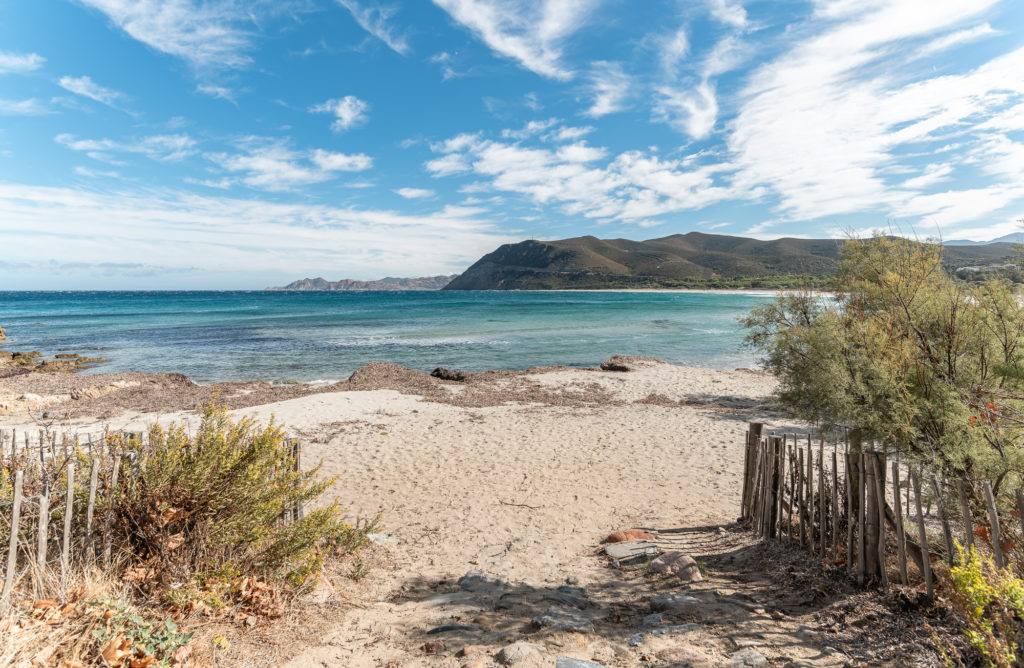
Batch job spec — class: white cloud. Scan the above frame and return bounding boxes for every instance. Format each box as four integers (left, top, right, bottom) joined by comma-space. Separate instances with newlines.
310, 149, 374, 172
197, 84, 237, 101
426, 132, 743, 222
659, 28, 689, 76
0, 51, 45, 74
917, 23, 998, 58
208, 140, 373, 191
431, 0, 600, 80
57, 75, 126, 108
310, 96, 370, 132
547, 125, 594, 142
727, 0, 1023, 224
583, 61, 631, 117
707, 0, 747, 28
501, 117, 559, 139
0, 98, 52, 115
900, 163, 953, 190
395, 187, 435, 198
74, 166, 121, 178
654, 81, 719, 139
337, 0, 410, 54
56, 133, 197, 161
0, 182, 512, 286
76, 0, 269, 69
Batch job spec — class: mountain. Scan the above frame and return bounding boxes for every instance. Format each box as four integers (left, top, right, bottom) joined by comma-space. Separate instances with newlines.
443, 232, 1018, 290
267, 275, 457, 291
944, 233, 1024, 246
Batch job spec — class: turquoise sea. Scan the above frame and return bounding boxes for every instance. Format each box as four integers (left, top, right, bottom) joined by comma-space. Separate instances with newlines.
0, 291, 773, 384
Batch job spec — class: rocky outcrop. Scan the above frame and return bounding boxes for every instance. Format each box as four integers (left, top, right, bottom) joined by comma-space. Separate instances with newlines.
0, 325, 6, 341
599, 355, 664, 372
431, 367, 471, 381
1, 350, 106, 374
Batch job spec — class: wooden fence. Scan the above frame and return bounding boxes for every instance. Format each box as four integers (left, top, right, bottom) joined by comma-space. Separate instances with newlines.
0, 428, 301, 608
740, 422, 1024, 596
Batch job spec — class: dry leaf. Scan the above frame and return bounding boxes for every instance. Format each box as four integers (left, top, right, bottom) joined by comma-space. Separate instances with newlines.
166, 533, 185, 551
170, 645, 193, 665
101, 633, 132, 667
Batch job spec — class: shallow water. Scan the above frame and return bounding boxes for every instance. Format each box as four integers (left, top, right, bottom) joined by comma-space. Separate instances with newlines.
0, 291, 772, 383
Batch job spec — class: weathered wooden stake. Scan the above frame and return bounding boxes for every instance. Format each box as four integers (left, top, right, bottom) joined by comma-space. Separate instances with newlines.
983, 481, 1004, 570
103, 454, 121, 566
958, 480, 974, 555
912, 472, 933, 599
871, 455, 887, 587
62, 462, 75, 577
929, 475, 955, 567
36, 492, 49, 573
819, 438, 826, 559
798, 447, 805, 546
832, 447, 840, 562
892, 462, 909, 585
857, 452, 867, 584
846, 452, 854, 575
84, 458, 100, 559
2, 471, 24, 606
807, 437, 815, 554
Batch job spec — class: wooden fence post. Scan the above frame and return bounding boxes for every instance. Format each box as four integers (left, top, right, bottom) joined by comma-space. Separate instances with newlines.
103, 454, 121, 567
742, 423, 764, 519
832, 447, 839, 562
858, 452, 867, 584
912, 472, 933, 599
958, 480, 974, 555
2, 471, 24, 606
37, 491, 50, 574
871, 454, 887, 587
819, 438, 826, 559
62, 462, 75, 578
85, 458, 100, 560
929, 475, 955, 567
807, 437, 814, 554
892, 461, 909, 585
983, 481, 1004, 570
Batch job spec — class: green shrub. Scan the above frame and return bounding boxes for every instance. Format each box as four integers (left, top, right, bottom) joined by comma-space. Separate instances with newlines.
948, 544, 1024, 667
106, 401, 358, 586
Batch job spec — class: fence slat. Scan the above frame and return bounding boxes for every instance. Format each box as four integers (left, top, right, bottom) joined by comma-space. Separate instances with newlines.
958, 480, 974, 555
857, 452, 867, 584
832, 448, 839, 562
85, 458, 100, 559
2, 471, 24, 605
892, 462, 909, 585
62, 462, 75, 577
929, 475, 954, 567
818, 439, 826, 559
36, 492, 49, 573
912, 472, 933, 599
983, 481, 1004, 570
871, 454, 887, 587
103, 454, 121, 567
807, 438, 814, 554
845, 451, 854, 575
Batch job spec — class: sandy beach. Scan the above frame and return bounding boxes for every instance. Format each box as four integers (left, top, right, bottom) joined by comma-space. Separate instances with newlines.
0, 359, 924, 666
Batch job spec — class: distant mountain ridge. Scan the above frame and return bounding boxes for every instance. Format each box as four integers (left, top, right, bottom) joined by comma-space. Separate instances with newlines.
443, 232, 1018, 290
267, 275, 457, 291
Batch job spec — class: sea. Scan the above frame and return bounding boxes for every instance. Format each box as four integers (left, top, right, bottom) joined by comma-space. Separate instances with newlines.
0, 291, 774, 384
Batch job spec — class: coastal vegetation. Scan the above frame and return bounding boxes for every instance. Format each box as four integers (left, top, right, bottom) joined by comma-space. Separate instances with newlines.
1, 402, 374, 666
743, 234, 1024, 663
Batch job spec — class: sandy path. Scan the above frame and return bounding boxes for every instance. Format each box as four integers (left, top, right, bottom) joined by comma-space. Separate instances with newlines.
1, 360, 863, 666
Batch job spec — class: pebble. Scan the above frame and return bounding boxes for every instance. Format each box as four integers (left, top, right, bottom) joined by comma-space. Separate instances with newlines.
649, 593, 702, 614
648, 623, 701, 637
556, 659, 607, 668
496, 641, 543, 665
421, 640, 445, 654
730, 648, 768, 666
628, 633, 645, 647
459, 645, 494, 657
460, 571, 512, 592
649, 551, 703, 581
642, 613, 663, 627
565, 575, 580, 585
462, 656, 489, 668
532, 605, 595, 633
425, 592, 474, 607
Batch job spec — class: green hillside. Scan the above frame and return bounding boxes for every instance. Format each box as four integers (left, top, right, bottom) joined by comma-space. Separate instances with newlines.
443, 232, 1018, 290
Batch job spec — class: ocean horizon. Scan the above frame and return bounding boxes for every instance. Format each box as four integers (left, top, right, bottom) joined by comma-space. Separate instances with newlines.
0, 290, 772, 384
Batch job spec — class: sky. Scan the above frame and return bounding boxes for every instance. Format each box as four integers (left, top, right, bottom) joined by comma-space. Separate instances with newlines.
0, 0, 1023, 289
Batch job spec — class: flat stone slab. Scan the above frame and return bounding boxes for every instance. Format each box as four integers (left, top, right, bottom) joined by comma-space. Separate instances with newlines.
556, 659, 607, 668
459, 571, 512, 592
532, 605, 595, 633
603, 540, 659, 564
649, 594, 702, 615
649, 623, 702, 637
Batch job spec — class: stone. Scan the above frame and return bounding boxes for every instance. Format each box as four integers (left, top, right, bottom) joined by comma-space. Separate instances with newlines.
605, 529, 656, 543
0, 325, 5, 341
642, 613, 663, 627
460, 571, 512, 591
730, 649, 768, 666
459, 645, 495, 657
600, 356, 632, 371
603, 540, 659, 564
649, 552, 703, 582
432, 367, 470, 381
656, 645, 712, 666
532, 605, 594, 633
425, 592, 473, 607
495, 641, 543, 665
556, 659, 606, 668
649, 594, 702, 615
628, 633, 644, 646
463, 656, 489, 668
421, 640, 445, 654
544, 585, 587, 609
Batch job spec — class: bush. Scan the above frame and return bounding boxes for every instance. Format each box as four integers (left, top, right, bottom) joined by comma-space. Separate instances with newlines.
106, 401, 360, 587
948, 544, 1024, 667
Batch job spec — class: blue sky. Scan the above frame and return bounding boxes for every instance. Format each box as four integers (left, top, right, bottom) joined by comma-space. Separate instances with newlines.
1, 0, 1023, 289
